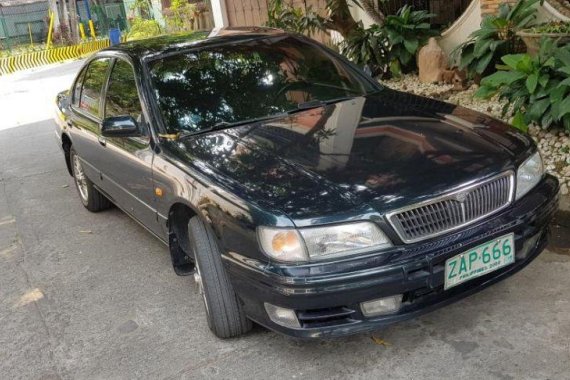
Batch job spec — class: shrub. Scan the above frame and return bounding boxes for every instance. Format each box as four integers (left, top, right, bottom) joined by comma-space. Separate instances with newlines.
476, 38, 570, 131
340, 24, 391, 77
266, 0, 324, 36
126, 18, 162, 41
524, 21, 570, 34
340, 5, 437, 78
454, 0, 542, 78
164, 0, 197, 33
383, 5, 438, 74
265, 1, 437, 78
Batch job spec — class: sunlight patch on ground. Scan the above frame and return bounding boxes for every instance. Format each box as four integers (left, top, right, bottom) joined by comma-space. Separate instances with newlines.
14, 288, 44, 308
0, 60, 84, 131
0, 218, 16, 227
0, 244, 17, 259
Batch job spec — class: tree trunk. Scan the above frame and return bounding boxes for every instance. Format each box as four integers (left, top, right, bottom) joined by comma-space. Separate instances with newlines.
68, 0, 80, 43
323, 0, 359, 38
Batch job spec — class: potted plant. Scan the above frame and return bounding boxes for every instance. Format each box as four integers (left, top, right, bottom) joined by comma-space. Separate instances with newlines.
517, 21, 570, 55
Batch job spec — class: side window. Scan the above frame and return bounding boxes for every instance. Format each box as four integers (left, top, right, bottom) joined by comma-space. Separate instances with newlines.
105, 59, 146, 135
71, 68, 87, 107
79, 58, 111, 117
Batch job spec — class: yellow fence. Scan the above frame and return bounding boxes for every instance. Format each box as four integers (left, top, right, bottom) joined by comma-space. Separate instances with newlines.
0, 39, 111, 76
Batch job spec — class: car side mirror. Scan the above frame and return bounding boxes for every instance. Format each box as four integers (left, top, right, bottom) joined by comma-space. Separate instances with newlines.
101, 116, 140, 138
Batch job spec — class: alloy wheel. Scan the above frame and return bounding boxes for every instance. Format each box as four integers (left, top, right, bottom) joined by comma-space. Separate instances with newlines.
194, 260, 209, 316
72, 154, 89, 203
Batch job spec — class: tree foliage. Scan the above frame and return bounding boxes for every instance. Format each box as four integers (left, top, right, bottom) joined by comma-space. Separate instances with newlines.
126, 18, 162, 41
164, 0, 198, 33
266, 1, 438, 78
267, 0, 325, 36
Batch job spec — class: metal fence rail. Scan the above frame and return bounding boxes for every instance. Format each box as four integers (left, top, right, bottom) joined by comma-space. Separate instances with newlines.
0, 1, 50, 49
0, 0, 131, 51
0, 37, 111, 75
0, 0, 212, 55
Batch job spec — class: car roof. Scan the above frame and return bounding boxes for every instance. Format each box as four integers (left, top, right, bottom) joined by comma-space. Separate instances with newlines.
103, 26, 289, 60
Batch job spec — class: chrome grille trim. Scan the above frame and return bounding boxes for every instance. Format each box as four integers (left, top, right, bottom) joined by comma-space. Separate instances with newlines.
386, 172, 515, 243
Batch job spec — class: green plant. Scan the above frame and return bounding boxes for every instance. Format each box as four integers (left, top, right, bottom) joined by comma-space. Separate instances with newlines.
266, 0, 324, 36
454, 0, 542, 78
340, 24, 391, 77
524, 21, 570, 34
476, 38, 570, 131
383, 5, 438, 74
340, 5, 437, 78
265, 1, 437, 78
126, 18, 162, 41
164, 0, 197, 33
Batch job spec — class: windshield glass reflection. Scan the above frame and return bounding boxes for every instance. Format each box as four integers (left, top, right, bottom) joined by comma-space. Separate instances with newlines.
148, 36, 376, 134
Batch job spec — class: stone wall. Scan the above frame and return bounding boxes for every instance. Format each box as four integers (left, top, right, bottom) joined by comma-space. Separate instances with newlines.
480, 0, 517, 15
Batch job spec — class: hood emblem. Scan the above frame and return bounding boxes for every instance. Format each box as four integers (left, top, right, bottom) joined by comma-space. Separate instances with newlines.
455, 192, 467, 203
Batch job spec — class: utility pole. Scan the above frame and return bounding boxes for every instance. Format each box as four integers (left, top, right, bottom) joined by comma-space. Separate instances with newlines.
68, 0, 80, 43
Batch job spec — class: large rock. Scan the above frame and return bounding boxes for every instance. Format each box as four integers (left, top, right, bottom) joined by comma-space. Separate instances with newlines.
418, 38, 448, 83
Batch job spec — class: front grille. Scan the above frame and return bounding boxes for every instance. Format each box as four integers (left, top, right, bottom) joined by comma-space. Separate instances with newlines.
387, 172, 514, 243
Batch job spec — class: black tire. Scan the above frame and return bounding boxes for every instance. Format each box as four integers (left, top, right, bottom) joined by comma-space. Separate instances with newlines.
188, 217, 252, 338
70, 147, 111, 212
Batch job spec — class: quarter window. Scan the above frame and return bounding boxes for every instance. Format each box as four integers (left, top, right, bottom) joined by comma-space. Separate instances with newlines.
79, 58, 111, 117
71, 68, 86, 107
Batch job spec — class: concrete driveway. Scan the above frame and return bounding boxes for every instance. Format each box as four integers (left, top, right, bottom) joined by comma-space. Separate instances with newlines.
0, 61, 569, 380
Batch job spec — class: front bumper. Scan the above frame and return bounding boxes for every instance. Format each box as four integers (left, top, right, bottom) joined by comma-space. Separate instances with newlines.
224, 174, 559, 339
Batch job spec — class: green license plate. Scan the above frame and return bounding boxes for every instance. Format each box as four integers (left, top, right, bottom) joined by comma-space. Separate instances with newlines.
444, 233, 515, 290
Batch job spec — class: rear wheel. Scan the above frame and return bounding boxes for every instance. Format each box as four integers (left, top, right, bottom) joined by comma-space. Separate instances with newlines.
70, 147, 110, 212
188, 217, 252, 338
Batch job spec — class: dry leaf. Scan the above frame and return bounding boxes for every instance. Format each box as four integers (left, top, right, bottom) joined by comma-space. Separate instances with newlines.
371, 336, 391, 346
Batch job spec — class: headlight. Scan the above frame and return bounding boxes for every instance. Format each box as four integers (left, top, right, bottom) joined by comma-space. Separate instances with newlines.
515, 151, 544, 200
258, 222, 392, 263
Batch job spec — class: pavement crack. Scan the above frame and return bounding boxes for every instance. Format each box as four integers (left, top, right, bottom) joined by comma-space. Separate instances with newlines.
2, 169, 61, 182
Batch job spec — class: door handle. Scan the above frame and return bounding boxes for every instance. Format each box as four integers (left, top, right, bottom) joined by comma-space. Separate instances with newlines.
98, 136, 107, 147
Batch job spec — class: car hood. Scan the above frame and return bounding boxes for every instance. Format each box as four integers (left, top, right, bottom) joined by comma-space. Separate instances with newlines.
164, 89, 534, 224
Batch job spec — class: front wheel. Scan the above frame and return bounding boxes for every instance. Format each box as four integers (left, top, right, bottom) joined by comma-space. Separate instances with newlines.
188, 217, 252, 338
70, 147, 110, 212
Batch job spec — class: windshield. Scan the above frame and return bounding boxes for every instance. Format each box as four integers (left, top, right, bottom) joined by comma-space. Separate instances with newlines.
148, 35, 378, 134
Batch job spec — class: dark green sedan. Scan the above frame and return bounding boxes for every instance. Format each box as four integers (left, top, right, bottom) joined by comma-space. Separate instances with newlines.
54, 27, 559, 339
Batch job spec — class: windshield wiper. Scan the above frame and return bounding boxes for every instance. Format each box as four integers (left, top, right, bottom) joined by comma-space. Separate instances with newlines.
178, 112, 290, 139
290, 80, 364, 94
296, 96, 357, 110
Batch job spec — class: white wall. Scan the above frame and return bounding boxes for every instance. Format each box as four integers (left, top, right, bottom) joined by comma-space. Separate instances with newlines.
538, 2, 570, 22
210, 0, 228, 28
438, 0, 482, 59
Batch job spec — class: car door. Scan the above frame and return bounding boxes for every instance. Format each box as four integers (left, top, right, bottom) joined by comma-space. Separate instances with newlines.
99, 57, 160, 235
68, 57, 112, 185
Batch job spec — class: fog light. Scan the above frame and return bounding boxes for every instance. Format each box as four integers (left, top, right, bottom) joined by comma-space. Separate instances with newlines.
264, 303, 301, 328
361, 295, 402, 317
